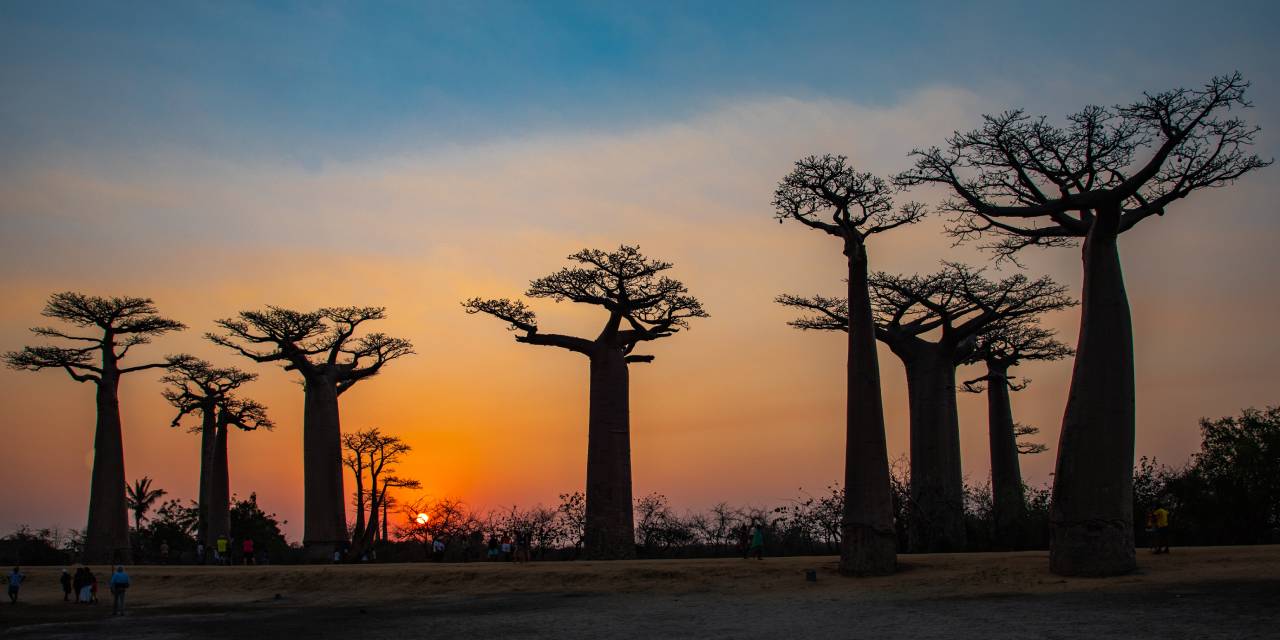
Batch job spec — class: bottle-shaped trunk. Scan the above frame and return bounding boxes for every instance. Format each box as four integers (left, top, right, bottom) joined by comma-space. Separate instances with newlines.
985, 362, 1025, 550
582, 348, 636, 560
302, 377, 349, 561
206, 420, 231, 547
196, 407, 217, 546
841, 245, 897, 575
903, 346, 966, 552
83, 374, 131, 564
1050, 221, 1136, 576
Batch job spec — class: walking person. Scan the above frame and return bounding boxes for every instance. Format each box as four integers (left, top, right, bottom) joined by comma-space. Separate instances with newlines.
109, 565, 130, 616
160, 541, 170, 564
487, 534, 499, 561
216, 535, 229, 565
73, 567, 89, 603
60, 568, 73, 602
87, 567, 99, 604
242, 538, 255, 565
7, 566, 24, 604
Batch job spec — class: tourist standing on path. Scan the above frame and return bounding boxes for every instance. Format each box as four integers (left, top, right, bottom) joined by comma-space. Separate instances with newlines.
7, 566, 24, 604
73, 567, 87, 603
160, 541, 170, 563
242, 538, 255, 565
60, 568, 72, 602
1153, 504, 1172, 554
87, 568, 99, 604
746, 523, 764, 560
216, 535, 229, 565
109, 566, 130, 616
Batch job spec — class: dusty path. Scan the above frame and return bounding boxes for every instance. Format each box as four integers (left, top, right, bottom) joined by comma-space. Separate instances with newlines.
3, 546, 1277, 638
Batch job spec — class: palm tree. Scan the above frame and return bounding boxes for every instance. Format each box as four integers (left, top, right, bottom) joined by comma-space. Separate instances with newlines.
125, 476, 167, 533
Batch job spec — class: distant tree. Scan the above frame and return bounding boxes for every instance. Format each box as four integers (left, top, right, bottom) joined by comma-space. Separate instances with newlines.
230, 493, 289, 560
162, 357, 271, 548
779, 263, 1073, 552
1176, 407, 1280, 544
961, 318, 1073, 548
4, 292, 185, 562
209, 306, 413, 560
342, 428, 416, 556
465, 245, 707, 560
397, 497, 482, 550
899, 74, 1271, 575
125, 476, 167, 534
557, 491, 586, 551
773, 156, 926, 575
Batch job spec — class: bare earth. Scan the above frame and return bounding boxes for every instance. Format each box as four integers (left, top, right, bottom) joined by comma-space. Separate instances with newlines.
2, 545, 1277, 639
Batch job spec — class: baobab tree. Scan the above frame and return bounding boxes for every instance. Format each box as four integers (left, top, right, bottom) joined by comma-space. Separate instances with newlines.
162, 356, 273, 548
773, 156, 927, 574
342, 427, 418, 556
898, 73, 1270, 575
778, 264, 1073, 552
961, 319, 1073, 549
208, 306, 413, 560
4, 292, 185, 562
464, 245, 707, 559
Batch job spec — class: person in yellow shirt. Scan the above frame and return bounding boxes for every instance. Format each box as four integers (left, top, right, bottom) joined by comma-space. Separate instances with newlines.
1152, 505, 1171, 554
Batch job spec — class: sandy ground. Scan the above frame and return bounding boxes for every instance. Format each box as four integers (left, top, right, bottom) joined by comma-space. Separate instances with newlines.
2, 545, 1277, 638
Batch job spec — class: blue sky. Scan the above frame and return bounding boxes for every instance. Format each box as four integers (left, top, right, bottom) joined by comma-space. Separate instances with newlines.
4, 0, 1278, 167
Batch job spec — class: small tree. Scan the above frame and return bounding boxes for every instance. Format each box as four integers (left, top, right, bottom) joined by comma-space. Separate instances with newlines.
125, 476, 167, 533
465, 245, 707, 559
899, 74, 1270, 575
4, 293, 185, 563
209, 306, 413, 560
773, 156, 926, 574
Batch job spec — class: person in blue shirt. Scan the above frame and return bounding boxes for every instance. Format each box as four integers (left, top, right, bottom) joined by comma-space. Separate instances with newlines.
7, 567, 24, 604
108, 566, 130, 615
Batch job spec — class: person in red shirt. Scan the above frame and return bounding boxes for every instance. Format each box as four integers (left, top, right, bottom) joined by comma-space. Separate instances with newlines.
242, 538, 255, 565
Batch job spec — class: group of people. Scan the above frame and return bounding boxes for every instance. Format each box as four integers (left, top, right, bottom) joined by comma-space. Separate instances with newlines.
9, 565, 131, 615
1146, 505, 1173, 554
485, 530, 533, 562
189, 535, 260, 565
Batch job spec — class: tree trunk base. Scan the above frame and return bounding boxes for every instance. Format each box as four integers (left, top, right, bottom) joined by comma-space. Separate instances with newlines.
1050, 519, 1136, 576
839, 524, 896, 576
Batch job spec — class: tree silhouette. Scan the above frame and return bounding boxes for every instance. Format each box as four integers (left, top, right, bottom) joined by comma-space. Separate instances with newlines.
342, 427, 417, 557
125, 476, 167, 533
4, 292, 185, 562
465, 245, 707, 559
162, 356, 272, 549
778, 263, 1073, 552
961, 318, 1072, 549
898, 73, 1271, 575
773, 155, 927, 575
208, 306, 413, 560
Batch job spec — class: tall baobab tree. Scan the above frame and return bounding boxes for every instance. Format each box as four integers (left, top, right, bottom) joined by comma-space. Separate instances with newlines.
125, 476, 167, 533
898, 73, 1270, 575
961, 319, 1072, 549
464, 245, 707, 560
4, 292, 185, 562
162, 357, 272, 548
208, 306, 413, 560
778, 264, 1073, 552
773, 156, 927, 574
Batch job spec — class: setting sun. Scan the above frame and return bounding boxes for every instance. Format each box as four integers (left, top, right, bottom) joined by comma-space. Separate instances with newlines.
415, 513, 430, 525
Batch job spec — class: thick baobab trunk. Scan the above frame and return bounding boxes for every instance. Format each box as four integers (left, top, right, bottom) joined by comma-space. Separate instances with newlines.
197, 407, 217, 546
1050, 217, 1136, 576
902, 347, 966, 553
302, 377, 349, 561
83, 373, 132, 564
985, 363, 1025, 550
582, 348, 636, 560
841, 244, 897, 575
207, 419, 231, 548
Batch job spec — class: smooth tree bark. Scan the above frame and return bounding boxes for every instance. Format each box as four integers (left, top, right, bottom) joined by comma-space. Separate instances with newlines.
962, 319, 1072, 549
163, 356, 271, 548
779, 264, 1072, 552
465, 245, 708, 560
773, 156, 927, 575
4, 293, 185, 563
209, 306, 413, 561
899, 74, 1270, 575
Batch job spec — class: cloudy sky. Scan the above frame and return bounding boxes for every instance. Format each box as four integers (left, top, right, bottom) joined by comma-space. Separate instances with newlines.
2, 1, 1277, 540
